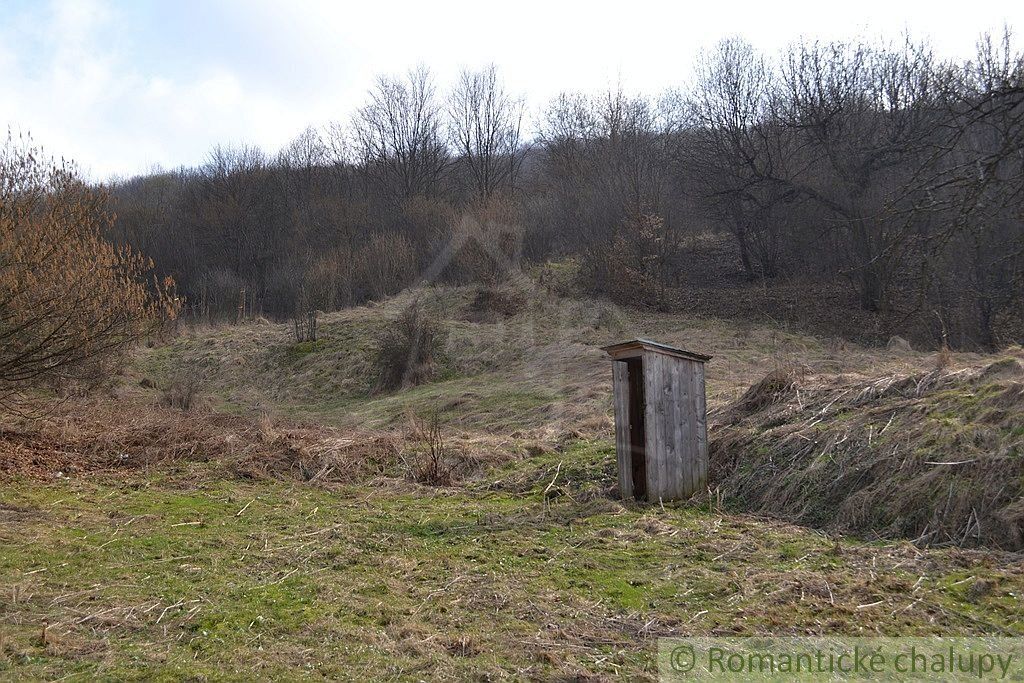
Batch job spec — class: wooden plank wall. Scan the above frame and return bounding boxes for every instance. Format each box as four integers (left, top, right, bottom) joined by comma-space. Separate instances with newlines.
611, 360, 633, 499
643, 352, 669, 501
694, 360, 708, 494
642, 352, 708, 501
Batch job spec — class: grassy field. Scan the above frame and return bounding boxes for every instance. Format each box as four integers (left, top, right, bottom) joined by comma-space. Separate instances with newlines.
2, 282, 1021, 680
3, 442, 1024, 680
129, 283, 950, 433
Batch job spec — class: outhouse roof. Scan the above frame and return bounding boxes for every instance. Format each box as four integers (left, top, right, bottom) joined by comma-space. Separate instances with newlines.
601, 338, 712, 363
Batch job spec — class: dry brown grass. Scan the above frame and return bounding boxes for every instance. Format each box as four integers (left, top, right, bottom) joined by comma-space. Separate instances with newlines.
159, 371, 202, 411
0, 392, 534, 491
709, 350, 1024, 549
461, 283, 527, 322
372, 301, 447, 392
726, 366, 800, 417
130, 281, 958, 439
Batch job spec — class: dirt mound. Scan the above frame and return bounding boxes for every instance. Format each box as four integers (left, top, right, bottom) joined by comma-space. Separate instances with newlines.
726, 367, 799, 417
461, 284, 527, 322
709, 356, 1024, 549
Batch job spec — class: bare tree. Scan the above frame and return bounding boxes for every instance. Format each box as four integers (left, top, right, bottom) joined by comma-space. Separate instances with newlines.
537, 88, 682, 303
924, 29, 1024, 346
686, 37, 793, 279
772, 37, 943, 310
188, 144, 280, 315
448, 64, 526, 199
352, 65, 449, 200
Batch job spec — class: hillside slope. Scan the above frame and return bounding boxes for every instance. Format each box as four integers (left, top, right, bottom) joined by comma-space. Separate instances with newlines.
124, 281, 1024, 550
131, 281, 948, 436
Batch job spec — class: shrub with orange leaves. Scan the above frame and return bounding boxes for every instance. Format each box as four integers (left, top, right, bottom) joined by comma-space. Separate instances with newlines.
0, 134, 179, 411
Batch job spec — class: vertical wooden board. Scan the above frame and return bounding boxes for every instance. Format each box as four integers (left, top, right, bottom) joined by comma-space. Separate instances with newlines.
659, 354, 673, 501
612, 361, 632, 499
680, 359, 702, 496
661, 357, 674, 500
695, 362, 709, 491
684, 358, 701, 497
689, 360, 702, 496
642, 352, 662, 502
688, 360, 704, 499
667, 355, 686, 500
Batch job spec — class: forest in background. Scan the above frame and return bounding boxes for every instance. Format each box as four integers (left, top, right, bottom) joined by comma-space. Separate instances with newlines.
105, 30, 1024, 349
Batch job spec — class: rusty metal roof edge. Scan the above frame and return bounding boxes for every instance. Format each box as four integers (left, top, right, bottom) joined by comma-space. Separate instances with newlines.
601, 338, 712, 362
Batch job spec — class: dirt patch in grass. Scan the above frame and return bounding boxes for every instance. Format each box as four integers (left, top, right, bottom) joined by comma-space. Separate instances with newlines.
460, 283, 527, 322
709, 349, 1024, 550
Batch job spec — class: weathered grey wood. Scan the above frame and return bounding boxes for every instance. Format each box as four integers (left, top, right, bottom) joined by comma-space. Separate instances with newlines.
603, 339, 711, 363
611, 360, 632, 499
675, 358, 688, 499
686, 359, 702, 497
663, 358, 679, 501
695, 361, 708, 492
605, 339, 710, 503
642, 352, 658, 501
663, 356, 679, 499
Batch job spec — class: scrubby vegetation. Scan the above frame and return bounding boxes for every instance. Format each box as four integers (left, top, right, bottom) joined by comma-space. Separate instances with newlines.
3, 279, 1024, 678
1, 23, 1021, 680
0, 136, 178, 411
372, 302, 448, 392
710, 351, 1024, 548
4, 441, 1024, 679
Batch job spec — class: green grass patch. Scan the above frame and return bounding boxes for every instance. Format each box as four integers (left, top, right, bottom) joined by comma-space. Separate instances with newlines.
3, 461, 1023, 679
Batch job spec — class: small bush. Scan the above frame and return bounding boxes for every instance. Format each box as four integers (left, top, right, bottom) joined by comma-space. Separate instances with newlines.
373, 303, 447, 391
408, 411, 452, 486
160, 373, 201, 411
464, 285, 526, 321
0, 136, 179, 413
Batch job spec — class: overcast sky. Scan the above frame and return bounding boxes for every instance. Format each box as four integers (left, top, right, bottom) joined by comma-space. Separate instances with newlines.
0, 0, 1019, 179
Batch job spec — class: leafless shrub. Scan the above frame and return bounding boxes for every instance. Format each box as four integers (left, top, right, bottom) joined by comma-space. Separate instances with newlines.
0, 134, 179, 413
293, 310, 317, 343
355, 232, 417, 300
441, 198, 523, 285
373, 303, 447, 391
160, 372, 201, 411
408, 411, 452, 486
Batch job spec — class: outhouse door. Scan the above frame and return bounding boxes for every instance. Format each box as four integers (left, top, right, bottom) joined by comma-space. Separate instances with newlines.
613, 357, 647, 500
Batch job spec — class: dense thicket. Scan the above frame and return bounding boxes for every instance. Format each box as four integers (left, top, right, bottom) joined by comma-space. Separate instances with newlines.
108, 33, 1023, 348
1, 135, 178, 410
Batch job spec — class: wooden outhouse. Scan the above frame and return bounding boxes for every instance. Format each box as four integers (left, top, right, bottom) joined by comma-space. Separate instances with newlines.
603, 339, 711, 503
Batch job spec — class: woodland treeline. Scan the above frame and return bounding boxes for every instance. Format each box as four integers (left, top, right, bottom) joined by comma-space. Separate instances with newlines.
108, 32, 1024, 349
